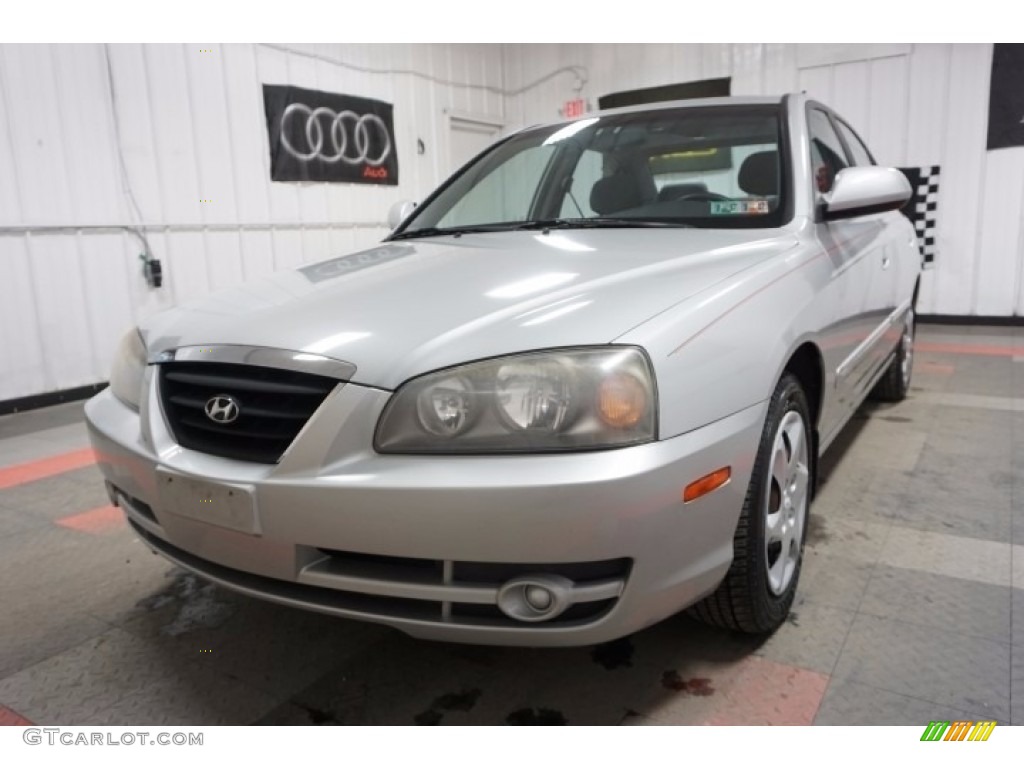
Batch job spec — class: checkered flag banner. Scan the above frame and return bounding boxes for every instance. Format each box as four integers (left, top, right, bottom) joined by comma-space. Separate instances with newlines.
898, 166, 940, 265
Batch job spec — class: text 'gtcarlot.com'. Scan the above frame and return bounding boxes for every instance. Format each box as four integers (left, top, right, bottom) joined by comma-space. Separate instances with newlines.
23, 729, 204, 746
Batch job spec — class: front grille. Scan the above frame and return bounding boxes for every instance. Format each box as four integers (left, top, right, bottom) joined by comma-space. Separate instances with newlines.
158, 362, 338, 463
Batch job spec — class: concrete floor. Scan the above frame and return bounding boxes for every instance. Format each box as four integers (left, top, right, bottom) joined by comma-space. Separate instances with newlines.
0, 322, 1021, 726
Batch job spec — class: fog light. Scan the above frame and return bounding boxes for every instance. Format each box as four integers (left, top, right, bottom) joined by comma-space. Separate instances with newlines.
496, 575, 574, 622
525, 586, 553, 611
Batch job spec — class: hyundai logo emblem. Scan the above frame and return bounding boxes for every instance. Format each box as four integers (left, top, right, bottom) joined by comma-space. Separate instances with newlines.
204, 394, 240, 424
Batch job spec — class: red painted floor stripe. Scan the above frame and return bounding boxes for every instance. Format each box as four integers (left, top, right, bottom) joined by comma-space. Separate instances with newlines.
649, 655, 829, 725
55, 504, 124, 534
0, 704, 34, 726
0, 448, 96, 490
700, 656, 829, 726
918, 361, 956, 374
918, 342, 1024, 358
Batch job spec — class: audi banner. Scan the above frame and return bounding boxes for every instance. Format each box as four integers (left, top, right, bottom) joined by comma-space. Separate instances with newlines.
987, 44, 1024, 151
262, 84, 398, 185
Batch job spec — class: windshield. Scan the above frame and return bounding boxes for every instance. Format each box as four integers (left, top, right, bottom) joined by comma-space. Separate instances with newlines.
395, 104, 788, 239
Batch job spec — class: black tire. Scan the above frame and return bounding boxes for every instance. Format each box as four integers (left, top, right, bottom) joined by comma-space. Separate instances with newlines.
690, 373, 812, 634
871, 307, 915, 402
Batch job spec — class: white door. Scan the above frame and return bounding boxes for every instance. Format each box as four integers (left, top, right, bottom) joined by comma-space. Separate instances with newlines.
808, 108, 881, 427
449, 116, 502, 173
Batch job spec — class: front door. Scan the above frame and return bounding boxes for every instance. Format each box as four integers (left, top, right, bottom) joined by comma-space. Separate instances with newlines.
807, 108, 886, 425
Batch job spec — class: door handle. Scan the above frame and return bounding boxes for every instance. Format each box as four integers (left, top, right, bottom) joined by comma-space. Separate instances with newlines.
881, 255, 891, 270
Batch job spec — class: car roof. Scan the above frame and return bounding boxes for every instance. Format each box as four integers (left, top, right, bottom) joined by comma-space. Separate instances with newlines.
518, 94, 791, 136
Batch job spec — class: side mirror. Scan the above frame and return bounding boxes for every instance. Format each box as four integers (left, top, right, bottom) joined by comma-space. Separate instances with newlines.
823, 167, 911, 221
387, 200, 417, 230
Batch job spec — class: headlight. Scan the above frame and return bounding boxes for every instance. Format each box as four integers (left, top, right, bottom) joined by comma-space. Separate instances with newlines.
109, 329, 147, 410
375, 347, 657, 454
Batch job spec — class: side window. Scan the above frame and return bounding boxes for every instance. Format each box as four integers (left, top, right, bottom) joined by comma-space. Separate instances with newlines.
835, 121, 875, 166
808, 109, 849, 194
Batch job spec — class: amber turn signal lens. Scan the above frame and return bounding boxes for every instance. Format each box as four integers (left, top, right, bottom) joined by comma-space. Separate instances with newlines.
596, 373, 647, 428
683, 467, 731, 503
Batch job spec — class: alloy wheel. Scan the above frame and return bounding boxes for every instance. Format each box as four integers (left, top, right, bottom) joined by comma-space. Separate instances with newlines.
901, 309, 915, 390
764, 410, 809, 596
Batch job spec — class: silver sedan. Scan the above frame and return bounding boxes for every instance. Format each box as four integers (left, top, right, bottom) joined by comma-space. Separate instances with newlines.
86, 93, 919, 645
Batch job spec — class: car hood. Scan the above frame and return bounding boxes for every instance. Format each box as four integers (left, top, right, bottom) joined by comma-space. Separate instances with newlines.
142, 228, 797, 389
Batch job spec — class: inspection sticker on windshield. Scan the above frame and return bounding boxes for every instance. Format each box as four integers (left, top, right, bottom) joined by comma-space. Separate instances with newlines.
710, 200, 770, 215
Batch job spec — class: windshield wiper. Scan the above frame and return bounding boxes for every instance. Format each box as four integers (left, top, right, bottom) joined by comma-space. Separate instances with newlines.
389, 225, 512, 241
515, 218, 693, 231
391, 218, 692, 240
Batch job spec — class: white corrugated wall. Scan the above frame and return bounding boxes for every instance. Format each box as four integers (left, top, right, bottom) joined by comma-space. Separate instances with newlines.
503, 43, 1024, 320
0, 43, 506, 402
2, 43, 1022, 403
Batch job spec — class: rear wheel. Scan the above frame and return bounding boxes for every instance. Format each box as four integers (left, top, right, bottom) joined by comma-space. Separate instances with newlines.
871, 307, 914, 402
690, 373, 811, 634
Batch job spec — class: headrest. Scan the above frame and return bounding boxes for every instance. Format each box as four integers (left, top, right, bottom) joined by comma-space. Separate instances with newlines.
738, 151, 779, 196
590, 173, 645, 215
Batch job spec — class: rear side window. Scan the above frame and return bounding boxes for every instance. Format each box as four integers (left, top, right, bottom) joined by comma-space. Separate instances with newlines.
808, 109, 849, 194
835, 121, 875, 166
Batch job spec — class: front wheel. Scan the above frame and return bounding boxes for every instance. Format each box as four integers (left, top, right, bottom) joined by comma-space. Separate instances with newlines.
690, 373, 811, 634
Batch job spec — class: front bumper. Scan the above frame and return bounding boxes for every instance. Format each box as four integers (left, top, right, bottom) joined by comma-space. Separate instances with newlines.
85, 372, 765, 646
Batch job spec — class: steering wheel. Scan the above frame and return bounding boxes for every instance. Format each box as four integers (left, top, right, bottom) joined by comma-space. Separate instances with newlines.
677, 191, 731, 202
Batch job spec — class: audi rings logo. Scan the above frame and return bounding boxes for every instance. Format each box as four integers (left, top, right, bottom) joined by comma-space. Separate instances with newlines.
263, 84, 398, 185
280, 104, 392, 166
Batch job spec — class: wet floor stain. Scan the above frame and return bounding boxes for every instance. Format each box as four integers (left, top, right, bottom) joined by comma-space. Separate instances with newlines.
432, 689, 482, 712
135, 570, 235, 636
303, 705, 339, 725
506, 707, 568, 725
661, 670, 715, 696
805, 514, 830, 547
591, 637, 634, 670
413, 688, 483, 725
414, 710, 444, 726
136, 586, 176, 612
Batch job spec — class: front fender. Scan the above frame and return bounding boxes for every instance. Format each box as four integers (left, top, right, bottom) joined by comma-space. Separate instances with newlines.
619, 238, 830, 441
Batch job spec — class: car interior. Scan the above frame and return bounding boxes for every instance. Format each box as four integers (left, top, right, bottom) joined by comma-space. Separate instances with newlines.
585, 148, 780, 220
